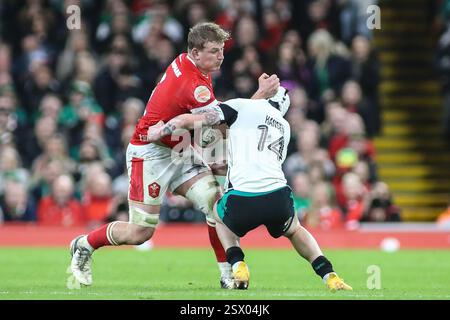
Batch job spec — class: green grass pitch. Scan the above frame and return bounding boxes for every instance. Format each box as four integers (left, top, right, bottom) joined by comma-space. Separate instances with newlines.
0, 248, 449, 300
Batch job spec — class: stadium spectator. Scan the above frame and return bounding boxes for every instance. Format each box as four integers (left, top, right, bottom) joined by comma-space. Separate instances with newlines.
352, 159, 373, 187
214, 0, 247, 34
13, 30, 55, 91
284, 123, 335, 183
60, 80, 104, 147
288, 84, 323, 124
105, 97, 144, 161
361, 181, 402, 222
0, 145, 29, 197
220, 15, 262, 96
341, 172, 368, 228
94, 0, 132, 53
339, 0, 378, 45
340, 80, 375, 137
182, 1, 211, 30
284, 95, 307, 156
71, 51, 99, 88
0, 43, 12, 79
107, 105, 141, 178
320, 100, 346, 147
56, 30, 93, 83
82, 121, 113, 163
33, 93, 62, 124
0, 94, 24, 148
304, 181, 344, 230
30, 158, 66, 201
291, 171, 312, 220
132, 0, 184, 45
291, 0, 340, 42
306, 29, 351, 103
31, 134, 76, 182
21, 115, 58, 167
274, 42, 306, 88
37, 174, 85, 227
94, 36, 134, 115
350, 35, 380, 136
22, 63, 61, 114
259, 7, 285, 55
82, 169, 114, 227
75, 136, 113, 184
0, 180, 36, 223
113, 62, 146, 106
139, 36, 176, 92
330, 114, 377, 208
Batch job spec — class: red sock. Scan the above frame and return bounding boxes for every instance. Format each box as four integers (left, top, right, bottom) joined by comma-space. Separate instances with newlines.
87, 223, 114, 249
207, 224, 227, 263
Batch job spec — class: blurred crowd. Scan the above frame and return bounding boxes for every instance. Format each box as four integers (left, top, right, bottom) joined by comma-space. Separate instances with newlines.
435, 0, 450, 227
0, 0, 402, 231
435, 0, 450, 143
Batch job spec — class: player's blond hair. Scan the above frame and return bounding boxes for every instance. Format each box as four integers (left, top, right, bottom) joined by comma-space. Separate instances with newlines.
187, 22, 230, 51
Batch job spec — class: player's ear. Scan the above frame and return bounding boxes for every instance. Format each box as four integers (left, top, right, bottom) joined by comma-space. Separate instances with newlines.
191, 48, 200, 60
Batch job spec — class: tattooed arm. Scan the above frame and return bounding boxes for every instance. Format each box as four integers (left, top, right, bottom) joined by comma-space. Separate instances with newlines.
146, 110, 223, 143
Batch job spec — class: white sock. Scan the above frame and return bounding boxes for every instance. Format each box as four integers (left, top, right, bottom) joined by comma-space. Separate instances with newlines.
218, 262, 232, 277
79, 235, 94, 253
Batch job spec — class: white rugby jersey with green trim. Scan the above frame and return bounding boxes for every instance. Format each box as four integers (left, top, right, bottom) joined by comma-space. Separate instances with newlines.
217, 98, 290, 193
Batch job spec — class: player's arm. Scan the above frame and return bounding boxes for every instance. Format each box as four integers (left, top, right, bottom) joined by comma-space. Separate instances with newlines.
147, 103, 239, 142
146, 110, 223, 143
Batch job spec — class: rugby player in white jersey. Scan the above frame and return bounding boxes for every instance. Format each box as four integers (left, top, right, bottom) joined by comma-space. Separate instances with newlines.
147, 87, 353, 291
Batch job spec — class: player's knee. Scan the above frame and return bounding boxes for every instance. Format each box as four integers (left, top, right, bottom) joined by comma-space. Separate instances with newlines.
126, 224, 154, 245
185, 175, 221, 222
127, 206, 158, 244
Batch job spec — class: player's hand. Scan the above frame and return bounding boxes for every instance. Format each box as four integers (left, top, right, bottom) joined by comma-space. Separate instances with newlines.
147, 120, 164, 142
257, 73, 280, 99
210, 162, 228, 176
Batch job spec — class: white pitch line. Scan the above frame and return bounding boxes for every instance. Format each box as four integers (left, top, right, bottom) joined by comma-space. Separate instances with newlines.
1, 290, 449, 299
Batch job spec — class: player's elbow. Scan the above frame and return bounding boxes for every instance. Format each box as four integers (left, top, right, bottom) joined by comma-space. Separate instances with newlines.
169, 116, 189, 131
180, 115, 198, 130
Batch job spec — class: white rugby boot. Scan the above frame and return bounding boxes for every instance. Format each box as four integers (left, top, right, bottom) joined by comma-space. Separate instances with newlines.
220, 276, 236, 289
219, 262, 235, 289
70, 235, 93, 286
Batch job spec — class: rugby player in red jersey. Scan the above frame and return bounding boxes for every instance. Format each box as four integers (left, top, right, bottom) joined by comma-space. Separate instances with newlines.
69, 22, 279, 288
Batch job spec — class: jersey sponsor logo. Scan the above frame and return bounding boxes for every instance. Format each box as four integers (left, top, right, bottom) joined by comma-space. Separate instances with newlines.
194, 86, 211, 103
148, 182, 161, 198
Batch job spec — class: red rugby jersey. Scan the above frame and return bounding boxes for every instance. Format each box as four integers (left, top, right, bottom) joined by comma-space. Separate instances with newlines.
131, 53, 218, 148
